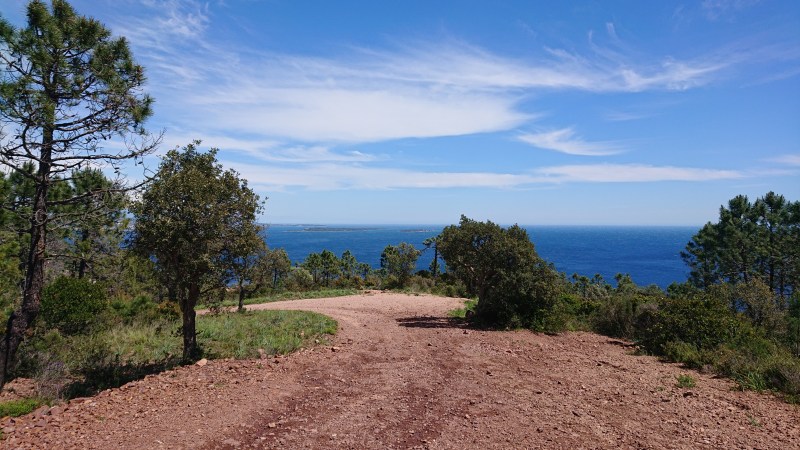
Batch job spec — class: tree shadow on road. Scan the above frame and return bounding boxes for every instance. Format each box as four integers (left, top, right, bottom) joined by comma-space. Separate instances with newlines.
395, 316, 470, 329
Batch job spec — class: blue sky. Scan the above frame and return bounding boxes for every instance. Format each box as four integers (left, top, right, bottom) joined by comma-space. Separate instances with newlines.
2, 0, 799, 225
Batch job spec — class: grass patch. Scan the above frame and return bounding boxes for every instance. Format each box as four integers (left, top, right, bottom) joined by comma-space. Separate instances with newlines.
0, 398, 47, 418
102, 309, 337, 362
448, 298, 477, 319
676, 374, 696, 388
15, 310, 337, 401
201, 288, 358, 310
198, 310, 337, 359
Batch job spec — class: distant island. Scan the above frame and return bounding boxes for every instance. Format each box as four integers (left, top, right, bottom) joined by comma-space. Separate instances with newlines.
293, 226, 381, 232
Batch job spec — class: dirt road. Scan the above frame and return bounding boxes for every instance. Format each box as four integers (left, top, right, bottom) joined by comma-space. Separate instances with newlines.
3, 292, 799, 449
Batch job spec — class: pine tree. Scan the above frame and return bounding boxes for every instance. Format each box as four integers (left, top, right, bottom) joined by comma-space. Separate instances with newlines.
0, 0, 157, 387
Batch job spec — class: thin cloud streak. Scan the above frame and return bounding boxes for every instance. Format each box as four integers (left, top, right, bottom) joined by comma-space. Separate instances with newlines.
160, 134, 376, 163
518, 128, 624, 156
768, 154, 800, 166
535, 164, 744, 183
225, 161, 746, 191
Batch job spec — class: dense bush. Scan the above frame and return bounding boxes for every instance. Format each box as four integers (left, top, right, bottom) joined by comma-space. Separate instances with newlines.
437, 216, 564, 329
110, 295, 180, 325
41, 277, 108, 335
473, 260, 563, 330
285, 267, 315, 291
637, 294, 743, 355
593, 294, 649, 339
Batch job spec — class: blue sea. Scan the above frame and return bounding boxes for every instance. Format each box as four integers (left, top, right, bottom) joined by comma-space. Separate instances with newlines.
263, 224, 698, 289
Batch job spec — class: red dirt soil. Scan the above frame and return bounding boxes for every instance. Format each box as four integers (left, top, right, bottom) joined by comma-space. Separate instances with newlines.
2, 291, 799, 449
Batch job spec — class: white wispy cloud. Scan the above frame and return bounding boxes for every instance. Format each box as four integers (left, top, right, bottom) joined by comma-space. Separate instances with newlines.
222, 161, 746, 191
518, 128, 623, 156
768, 154, 800, 166
225, 162, 538, 191
185, 86, 529, 142
98, 1, 750, 148
534, 164, 744, 183
116, 0, 210, 46
139, 39, 728, 144
702, 0, 762, 21
160, 133, 376, 163
62, 0, 793, 196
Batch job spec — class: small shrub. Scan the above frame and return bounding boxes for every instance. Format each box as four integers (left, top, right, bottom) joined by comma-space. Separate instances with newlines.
662, 341, 709, 369
41, 277, 107, 335
676, 374, 696, 388
473, 264, 562, 330
406, 275, 435, 293
0, 398, 47, 418
448, 298, 477, 319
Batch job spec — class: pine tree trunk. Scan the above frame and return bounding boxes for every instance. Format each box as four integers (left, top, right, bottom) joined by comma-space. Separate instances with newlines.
0, 132, 52, 389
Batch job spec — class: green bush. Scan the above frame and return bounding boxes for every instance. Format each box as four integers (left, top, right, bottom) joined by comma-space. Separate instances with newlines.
634, 291, 800, 399
661, 341, 711, 368
537, 294, 595, 332
285, 267, 314, 291
592, 294, 651, 339
41, 276, 108, 335
637, 294, 743, 355
713, 335, 800, 396
111, 295, 180, 324
474, 263, 562, 330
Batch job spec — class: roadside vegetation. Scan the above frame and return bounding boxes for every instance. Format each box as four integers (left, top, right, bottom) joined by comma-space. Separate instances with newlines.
442, 194, 800, 402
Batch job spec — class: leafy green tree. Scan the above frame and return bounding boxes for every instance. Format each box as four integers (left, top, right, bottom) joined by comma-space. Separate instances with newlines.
0, 0, 157, 387
713, 279, 785, 334
437, 215, 562, 328
380, 242, 420, 287
133, 142, 263, 359
107, 250, 159, 302
437, 216, 530, 301
0, 173, 21, 322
